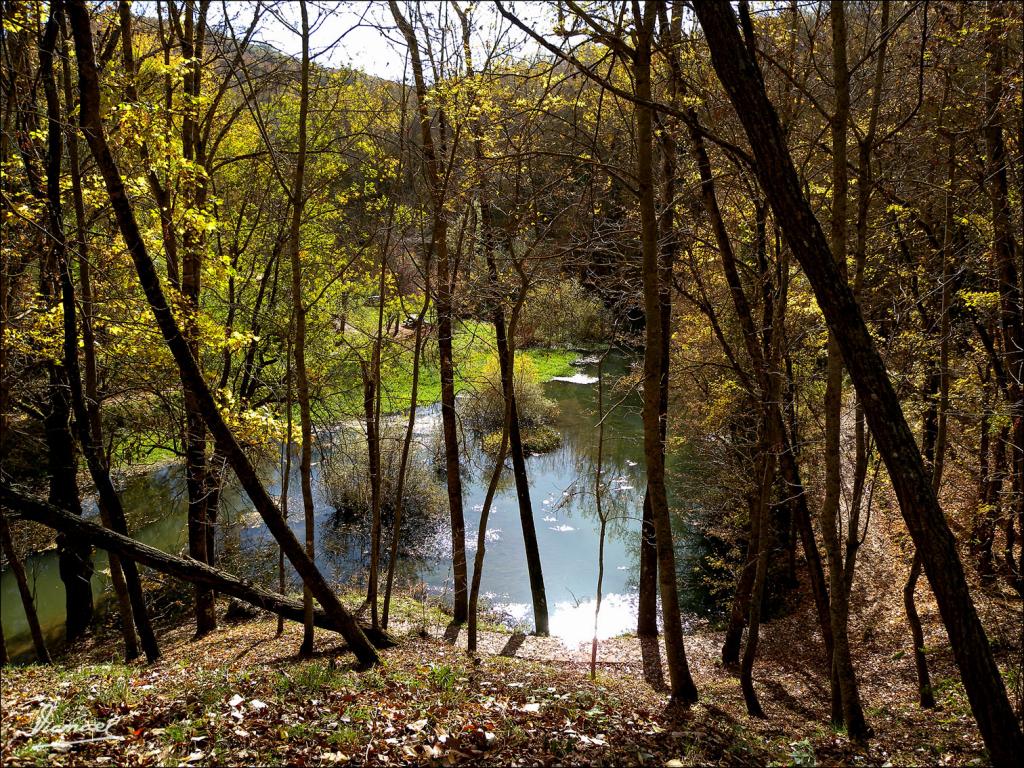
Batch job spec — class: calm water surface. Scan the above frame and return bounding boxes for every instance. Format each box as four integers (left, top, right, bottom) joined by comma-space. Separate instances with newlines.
1, 354, 704, 660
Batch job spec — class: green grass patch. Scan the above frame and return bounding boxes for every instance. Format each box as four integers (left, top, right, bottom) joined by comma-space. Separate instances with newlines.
334, 321, 577, 415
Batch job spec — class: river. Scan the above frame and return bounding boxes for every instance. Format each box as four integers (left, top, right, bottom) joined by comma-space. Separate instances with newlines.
1, 354, 708, 661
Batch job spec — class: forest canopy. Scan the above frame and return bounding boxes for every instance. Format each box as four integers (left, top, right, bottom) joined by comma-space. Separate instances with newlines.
0, 1, 1021, 765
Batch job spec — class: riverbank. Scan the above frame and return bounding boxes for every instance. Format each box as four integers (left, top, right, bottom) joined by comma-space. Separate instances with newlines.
0, 566, 999, 767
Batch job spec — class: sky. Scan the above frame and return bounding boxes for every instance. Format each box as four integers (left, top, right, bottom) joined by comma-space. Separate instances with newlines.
211, 1, 555, 81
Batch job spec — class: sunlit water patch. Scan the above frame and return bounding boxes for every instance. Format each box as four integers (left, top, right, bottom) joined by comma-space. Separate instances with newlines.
549, 373, 599, 384
548, 593, 640, 648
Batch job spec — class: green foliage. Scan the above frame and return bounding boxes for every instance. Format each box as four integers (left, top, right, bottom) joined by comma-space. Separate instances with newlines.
461, 355, 559, 434
426, 663, 458, 691
481, 424, 561, 456
274, 662, 350, 697
788, 739, 816, 767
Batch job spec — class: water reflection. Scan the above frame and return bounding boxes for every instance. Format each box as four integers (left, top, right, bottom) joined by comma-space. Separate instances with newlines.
2, 353, 705, 659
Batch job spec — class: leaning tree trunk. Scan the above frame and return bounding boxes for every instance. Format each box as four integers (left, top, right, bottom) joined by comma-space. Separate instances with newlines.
60, 25, 139, 662
67, 0, 379, 667
47, 0, 160, 663
695, 3, 1024, 759
382, 290, 428, 629
468, 414, 511, 654
1, 488, 395, 649
676, 80, 834, 673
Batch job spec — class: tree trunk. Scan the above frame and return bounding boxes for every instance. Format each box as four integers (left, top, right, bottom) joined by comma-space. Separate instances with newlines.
49, 0, 160, 663
591, 349, 610, 679
362, 358, 381, 626
820, 3, 869, 738
903, 552, 935, 707
675, 60, 834, 674
0, 512, 50, 663
1, 488, 395, 649
451, 2, 549, 636
389, 0, 468, 623
468, 414, 510, 654
695, 3, 1024, 758
973, 404, 998, 583
722, 492, 758, 667
634, 0, 698, 705
984, 0, 1024, 599
637, 493, 658, 637
278, 334, 293, 637
175, 0, 216, 639
38, 5, 92, 645
61, 25, 140, 662
487, 246, 548, 636
366, 231, 389, 628
740, 443, 775, 717
382, 289, 428, 630
288, 0, 315, 658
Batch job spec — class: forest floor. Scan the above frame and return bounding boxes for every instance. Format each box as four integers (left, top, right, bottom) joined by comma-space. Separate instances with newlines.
1, 535, 1018, 768
2, 454, 1020, 766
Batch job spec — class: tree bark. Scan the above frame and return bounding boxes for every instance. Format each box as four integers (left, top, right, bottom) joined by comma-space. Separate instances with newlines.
591, 348, 611, 679
0, 512, 50, 663
286, 0, 316, 659
675, 68, 833, 674
637, 493, 658, 637
984, 0, 1023, 598
38, 3, 92, 645
820, 2, 868, 738
60, 21, 139, 663
452, 1, 549, 637
48, 0, 160, 663
382, 288, 428, 630
389, 0, 468, 623
635, 0, 698, 705
467, 410, 510, 654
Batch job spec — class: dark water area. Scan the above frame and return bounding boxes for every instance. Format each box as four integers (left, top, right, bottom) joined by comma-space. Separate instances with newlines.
1, 353, 713, 661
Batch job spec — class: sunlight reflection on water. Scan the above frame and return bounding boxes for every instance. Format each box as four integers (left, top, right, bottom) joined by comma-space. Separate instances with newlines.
548, 593, 638, 648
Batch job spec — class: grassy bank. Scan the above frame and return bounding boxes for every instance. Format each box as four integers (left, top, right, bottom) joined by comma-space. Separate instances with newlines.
372, 320, 577, 413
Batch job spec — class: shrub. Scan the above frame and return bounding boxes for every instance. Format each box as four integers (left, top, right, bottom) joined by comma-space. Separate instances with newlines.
515, 278, 607, 348
461, 355, 558, 434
